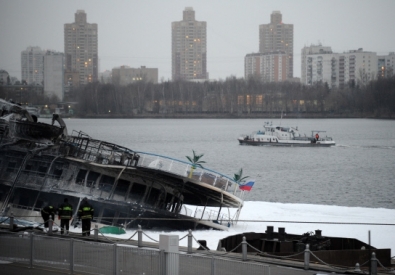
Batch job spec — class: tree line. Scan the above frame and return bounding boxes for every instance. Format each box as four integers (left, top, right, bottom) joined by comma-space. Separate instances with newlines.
1, 76, 394, 118
68, 76, 395, 118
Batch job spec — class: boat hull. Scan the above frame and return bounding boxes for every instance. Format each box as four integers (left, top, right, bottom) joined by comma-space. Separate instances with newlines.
238, 138, 335, 147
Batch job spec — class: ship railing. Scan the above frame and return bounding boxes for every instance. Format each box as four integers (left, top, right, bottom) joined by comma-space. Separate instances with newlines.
134, 151, 245, 199
193, 207, 232, 227
63, 134, 245, 199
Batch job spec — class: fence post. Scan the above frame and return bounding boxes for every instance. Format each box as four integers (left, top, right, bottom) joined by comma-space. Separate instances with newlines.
304, 244, 310, 270
370, 252, 377, 275
9, 212, 14, 231
159, 250, 165, 275
69, 238, 74, 275
94, 224, 98, 241
354, 262, 361, 272
159, 235, 179, 275
138, 225, 142, 247
211, 256, 216, 275
48, 218, 53, 236
187, 229, 192, 254
242, 236, 247, 261
113, 244, 118, 275
29, 232, 34, 268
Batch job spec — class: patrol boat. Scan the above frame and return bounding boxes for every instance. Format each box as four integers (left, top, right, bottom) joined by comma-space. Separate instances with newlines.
238, 121, 335, 147
0, 99, 246, 231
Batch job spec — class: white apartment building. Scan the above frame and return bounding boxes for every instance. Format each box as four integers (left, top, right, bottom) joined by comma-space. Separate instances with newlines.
112, 66, 158, 86
377, 52, 395, 78
43, 51, 65, 100
172, 7, 207, 81
302, 46, 378, 89
301, 45, 333, 84
21, 46, 45, 85
245, 52, 288, 82
64, 10, 98, 86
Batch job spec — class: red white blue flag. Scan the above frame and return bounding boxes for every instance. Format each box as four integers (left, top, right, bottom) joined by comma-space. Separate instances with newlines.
239, 180, 255, 191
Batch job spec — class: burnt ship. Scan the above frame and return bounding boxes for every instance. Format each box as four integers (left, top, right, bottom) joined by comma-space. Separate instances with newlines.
0, 99, 246, 231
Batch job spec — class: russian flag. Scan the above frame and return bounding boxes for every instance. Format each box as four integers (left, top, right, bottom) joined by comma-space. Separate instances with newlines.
239, 180, 255, 191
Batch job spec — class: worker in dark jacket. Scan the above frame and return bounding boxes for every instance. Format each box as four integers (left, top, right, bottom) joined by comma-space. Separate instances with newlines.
78, 197, 94, 236
58, 198, 73, 235
41, 204, 55, 230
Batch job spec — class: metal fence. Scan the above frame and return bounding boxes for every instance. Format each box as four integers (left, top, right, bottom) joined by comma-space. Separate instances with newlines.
0, 232, 270, 275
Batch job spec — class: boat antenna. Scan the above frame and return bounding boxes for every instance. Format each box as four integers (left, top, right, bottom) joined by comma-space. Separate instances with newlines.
280, 110, 283, 126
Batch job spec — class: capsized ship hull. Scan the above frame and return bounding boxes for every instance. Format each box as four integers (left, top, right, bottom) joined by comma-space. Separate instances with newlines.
0, 99, 246, 231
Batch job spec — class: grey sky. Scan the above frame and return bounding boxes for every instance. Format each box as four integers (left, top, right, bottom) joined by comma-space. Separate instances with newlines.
1, 0, 394, 81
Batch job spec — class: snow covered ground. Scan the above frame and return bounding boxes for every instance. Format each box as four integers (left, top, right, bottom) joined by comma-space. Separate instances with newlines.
93, 201, 395, 257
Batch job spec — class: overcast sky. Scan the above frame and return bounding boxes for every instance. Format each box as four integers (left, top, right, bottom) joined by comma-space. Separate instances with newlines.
1, 0, 394, 81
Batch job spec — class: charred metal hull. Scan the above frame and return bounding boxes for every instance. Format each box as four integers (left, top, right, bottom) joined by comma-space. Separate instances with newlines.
9, 120, 64, 141
238, 138, 335, 147
0, 98, 245, 231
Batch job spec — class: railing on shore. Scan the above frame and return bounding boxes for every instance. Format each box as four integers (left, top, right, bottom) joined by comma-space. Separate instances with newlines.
0, 231, 270, 275
0, 225, 384, 275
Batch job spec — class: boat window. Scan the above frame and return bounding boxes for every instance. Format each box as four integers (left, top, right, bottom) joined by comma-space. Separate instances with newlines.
86, 171, 100, 187
52, 162, 66, 179
37, 165, 48, 177
15, 189, 38, 209
101, 208, 116, 226
76, 169, 88, 185
129, 183, 146, 202
99, 175, 114, 191
52, 168, 62, 179
113, 179, 130, 200
6, 162, 17, 173
22, 163, 33, 174
146, 188, 161, 206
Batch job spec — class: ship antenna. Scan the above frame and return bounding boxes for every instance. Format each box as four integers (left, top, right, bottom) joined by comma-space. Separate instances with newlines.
280, 110, 283, 126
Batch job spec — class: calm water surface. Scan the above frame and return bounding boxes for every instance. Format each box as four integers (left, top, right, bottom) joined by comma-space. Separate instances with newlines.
49, 118, 395, 210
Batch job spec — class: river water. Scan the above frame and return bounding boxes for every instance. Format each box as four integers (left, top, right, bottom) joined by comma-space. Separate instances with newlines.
52, 118, 395, 210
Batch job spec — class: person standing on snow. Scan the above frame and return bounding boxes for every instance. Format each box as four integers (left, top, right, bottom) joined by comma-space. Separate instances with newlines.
78, 197, 94, 236
58, 198, 73, 235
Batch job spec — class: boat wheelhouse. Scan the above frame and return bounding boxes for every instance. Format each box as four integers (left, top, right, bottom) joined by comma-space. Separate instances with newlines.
238, 121, 335, 147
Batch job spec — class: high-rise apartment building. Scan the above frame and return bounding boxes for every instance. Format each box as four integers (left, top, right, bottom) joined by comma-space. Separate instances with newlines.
259, 11, 293, 79
43, 51, 65, 100
301, 44, 333, 85
245, 52, 287, 82
172, 7, 207, 81
64, 10, 98, 86
21, 46, 45, 85
301, 46, 379, 89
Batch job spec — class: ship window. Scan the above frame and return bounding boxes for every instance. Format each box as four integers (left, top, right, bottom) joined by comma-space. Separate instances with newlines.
76, 169, 87, 185
87, 171, 100, 187
6, 162, 17, 172
22, 164, 33, 174
146, 188, 161, 206
52, 162, 66, 179
99, 175, 114, 198
101, 208, 116, 226
53, 167, 63, 179
38, 166, 48, 177
113, 179, 130, 200
129, 183, 146, 202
